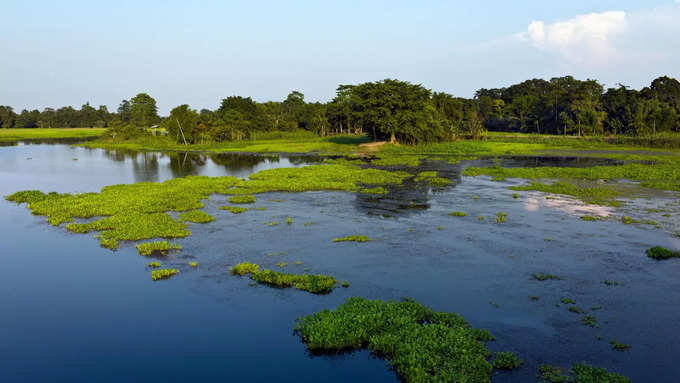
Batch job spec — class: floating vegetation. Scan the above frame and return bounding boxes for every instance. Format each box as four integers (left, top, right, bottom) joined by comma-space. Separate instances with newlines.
591, 306, 602, 311
250, 269, 336, 294
580, 215, 604, 221
220, 205, 248, 214
621, 216, 641, 225
471, 328, 495, 342
646, 246, 680, 260
581, 315, 598, 327
147, 261, 161, 268
493, 351, 521, 370
267, 221, 279, 226
512, 193, 519, 199
529, 295, 540, 301
230, 262, 260, 276
286, 217, 292, 225
488, 300, 500, 308
568, 306, 585, 314
228, 195, 256, 204
610, 341, 631, 351
294, 297, 492, 382
437, 226, 444, 230
477, 215, 484, 221
341, 280, 350, 288
414, 171, 451, 187
333, 235, 371, 243
560, 298, 576, 304
179, 210, 215, 223
294, 261, 302, 265
189, 261, 198, 267
531, 273, 562, 281
136, 241, 182, 256
360, 186, 387, 194
303, 221, 314, 226
473, 195, 479, 201
276, 262, 288, 268
151, 268, 179, 281
539, 363, 629, 383
371, 155, 424, 167
603, 279, 622, 286
495, 212, 507, 223
510, 181, 621, 206
449, 211, 467, 217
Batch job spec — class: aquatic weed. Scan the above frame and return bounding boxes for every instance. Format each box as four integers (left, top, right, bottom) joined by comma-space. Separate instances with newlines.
493, 351, 521, 370
449, 211, 466, 217
220, 205, 248, 214
136, 241, 182, 256
147, 261, 161, 268
531, 273, 562, 281
495, 212, 507, 223
646, 246, 680, 260
228, 195, 256, 204
179, 210, 215, 223
610, 341, 631, 351
333, 235, 371, 243
189, 261, 198, 267
230, 262, 260, 276
151, 268, 179, 281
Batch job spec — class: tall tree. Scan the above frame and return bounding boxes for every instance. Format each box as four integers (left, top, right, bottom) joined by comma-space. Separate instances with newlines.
129, 93, 159, 127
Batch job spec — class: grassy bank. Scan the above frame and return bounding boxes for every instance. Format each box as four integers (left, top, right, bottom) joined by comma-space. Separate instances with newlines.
0, 128, 106, 142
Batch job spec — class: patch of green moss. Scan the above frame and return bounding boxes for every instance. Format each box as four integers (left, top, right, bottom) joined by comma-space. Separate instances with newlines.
151, 268, 179, 281
294, 297, 492, 382
646, 246, 680, 260
136, 241, 182, 256
220, 205, 248, 214
333, 235, 371, 243
493, 351, 521, 370
228, 195, 256, 204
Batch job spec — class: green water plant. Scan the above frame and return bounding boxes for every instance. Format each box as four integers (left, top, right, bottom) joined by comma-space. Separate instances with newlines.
231, 262, 336, 294
341, 280, 350, 288
646, 246, 680, 260
151, 268, 179, 281
333, 235, 371, 243
220, 205, 248, 214
228, 195, 256, 204
294, 297, 493, 382
449, 211, 467, 217
230, 262, 260, 276
560, 298, 575, 304
267, 221, 279, 226
495, 212, 507, 223
531, 273, 562, 281
610, 341, 631, 351
179, 210, 215, 223
286, 217, 292, 225
539, 363, 629, 383
581, 315, 597, 327
493, 351, 521, 370
568, 306, 585, 314
136, 241, 182, 256
147, 261, 161, 268
189, 261, 198, 267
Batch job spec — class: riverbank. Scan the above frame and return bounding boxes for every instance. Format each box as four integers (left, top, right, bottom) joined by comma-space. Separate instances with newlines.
0, 128, 106, 142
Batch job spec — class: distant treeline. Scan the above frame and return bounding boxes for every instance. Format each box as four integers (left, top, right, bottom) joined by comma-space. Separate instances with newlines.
1, 75, 678, 144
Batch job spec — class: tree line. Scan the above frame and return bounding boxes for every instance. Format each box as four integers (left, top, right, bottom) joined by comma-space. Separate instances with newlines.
1, 75, 678, 144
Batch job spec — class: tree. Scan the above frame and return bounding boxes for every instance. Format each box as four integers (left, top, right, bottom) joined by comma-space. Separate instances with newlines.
117, 100, 131, 122
167, 104, 199, 144
0, 106, 16, 128
129, 93, 159, 127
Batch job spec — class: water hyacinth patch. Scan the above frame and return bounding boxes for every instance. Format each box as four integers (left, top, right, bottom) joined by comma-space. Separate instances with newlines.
646, 246, 680, 260
333, 235, 372, 243
230, 262, 261, 276
294, 297, 493, 382
449, 211, 467, 217
147, 261, 161, 268
179, 210, 215, 223
493, 351, 521, 370
136, 241, 182, 256
219, 205, 248, 214
531, 273, 562, 281
231, 262, 337, 294
189, 262, 198, 267
228, 195, 256, 204
539, 363, 629, 383
151, 268, 179, 281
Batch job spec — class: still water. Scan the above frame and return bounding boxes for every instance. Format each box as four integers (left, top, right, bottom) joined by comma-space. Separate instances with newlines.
1, 142, 679, 382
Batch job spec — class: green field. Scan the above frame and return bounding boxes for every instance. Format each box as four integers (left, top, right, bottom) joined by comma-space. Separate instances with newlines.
0, 128, 107, 142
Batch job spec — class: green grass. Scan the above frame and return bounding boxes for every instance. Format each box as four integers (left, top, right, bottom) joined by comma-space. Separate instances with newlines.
539, 363, 629, 383
151, 268, 179, 281
232, 263, 337, 294
493, 351, 521, 370
333, 235, 372, 243
0, 128, 106, 142
294, 297, 493, 382
136, 241, 182, 256
449, 211, 467, 217
228, 195, 256, 204
219, 205, 248, 214
179, 209, 215, 223
371, 154, 424, 167
646, 246, 680, 260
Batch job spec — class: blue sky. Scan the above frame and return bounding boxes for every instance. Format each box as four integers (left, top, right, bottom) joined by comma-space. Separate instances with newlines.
1, 0, 679, 114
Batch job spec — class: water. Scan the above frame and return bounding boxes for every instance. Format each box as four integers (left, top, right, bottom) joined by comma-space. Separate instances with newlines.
1, 142, 679, 382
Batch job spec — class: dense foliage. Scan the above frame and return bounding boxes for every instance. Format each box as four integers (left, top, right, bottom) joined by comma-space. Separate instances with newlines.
2, 75, 678, 145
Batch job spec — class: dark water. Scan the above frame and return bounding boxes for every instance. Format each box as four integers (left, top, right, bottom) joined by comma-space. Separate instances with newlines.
1, 143, 679, 382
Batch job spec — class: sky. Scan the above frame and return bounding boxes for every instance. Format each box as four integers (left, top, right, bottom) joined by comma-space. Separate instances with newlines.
1, 0, 679, 114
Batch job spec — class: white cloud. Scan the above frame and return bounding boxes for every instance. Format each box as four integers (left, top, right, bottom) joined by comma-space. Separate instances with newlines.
522, 11, 626, 65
